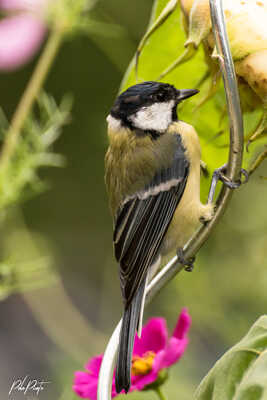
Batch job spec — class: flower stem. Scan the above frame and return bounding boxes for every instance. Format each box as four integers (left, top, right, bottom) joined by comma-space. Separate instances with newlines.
0, 24, 64, 169
154, 387, 168, 400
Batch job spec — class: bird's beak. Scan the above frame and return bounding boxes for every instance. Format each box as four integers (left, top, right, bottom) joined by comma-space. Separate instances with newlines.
176, 89, 199, 101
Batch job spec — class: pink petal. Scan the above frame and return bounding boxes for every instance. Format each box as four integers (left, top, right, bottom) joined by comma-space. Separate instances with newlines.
0, 0, 46, 11
0, 0, 25, 9
172, 308, 191, 339
0, 14, 46, 71
151, 349, 166, 374
133, 317, 168, 356
131, 369, 159, 391
74, 371, 92, 385
157, 336, 189, 368
85, 355, 103, 376
73, 371, 99, 400
73, 381, 98, 400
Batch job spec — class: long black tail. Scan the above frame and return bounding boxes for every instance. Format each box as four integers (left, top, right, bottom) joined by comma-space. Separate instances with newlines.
115, 279, 146, 393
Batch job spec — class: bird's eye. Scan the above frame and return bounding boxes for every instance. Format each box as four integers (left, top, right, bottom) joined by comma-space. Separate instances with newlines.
155, 92, 166, 102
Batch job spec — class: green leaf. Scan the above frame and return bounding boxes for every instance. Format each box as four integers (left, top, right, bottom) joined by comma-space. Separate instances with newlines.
0, 92, 70, 211
194, 316, 267, 400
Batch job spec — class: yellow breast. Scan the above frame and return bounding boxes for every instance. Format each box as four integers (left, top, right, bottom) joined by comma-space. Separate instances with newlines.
161, 121, 206, 254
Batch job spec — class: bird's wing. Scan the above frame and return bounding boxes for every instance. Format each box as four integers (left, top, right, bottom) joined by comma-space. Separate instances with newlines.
113, 133, 189, 307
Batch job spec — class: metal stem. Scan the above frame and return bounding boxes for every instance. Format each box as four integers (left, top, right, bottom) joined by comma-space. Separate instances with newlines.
98, 0, 244, 397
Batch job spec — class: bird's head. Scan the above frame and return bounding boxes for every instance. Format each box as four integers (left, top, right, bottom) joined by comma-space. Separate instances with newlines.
107, 81, 198, 137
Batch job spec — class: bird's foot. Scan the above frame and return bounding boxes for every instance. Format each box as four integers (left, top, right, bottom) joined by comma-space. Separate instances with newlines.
213, 164, 249, 189
199, 203, 215, 225
208, 164, 248, 203
177, 248, 195, 272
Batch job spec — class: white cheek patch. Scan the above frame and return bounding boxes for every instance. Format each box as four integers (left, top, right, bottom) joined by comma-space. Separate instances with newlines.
106, 114, 122, 131
129, 100, 175, 132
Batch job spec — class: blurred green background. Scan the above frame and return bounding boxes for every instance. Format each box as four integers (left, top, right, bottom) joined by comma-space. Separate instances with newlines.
0, 0, 266, 399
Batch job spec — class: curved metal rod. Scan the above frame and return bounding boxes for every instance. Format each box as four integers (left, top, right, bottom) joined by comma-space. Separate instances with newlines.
98, 0, 243, 397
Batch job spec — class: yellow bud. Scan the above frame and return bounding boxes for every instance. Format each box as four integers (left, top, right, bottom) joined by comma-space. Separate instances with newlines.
236, 76, 262, 112
183, 0, 267, 57
186, 0, 211, 48
235, 50, 267, 101
225, 0, 267, 60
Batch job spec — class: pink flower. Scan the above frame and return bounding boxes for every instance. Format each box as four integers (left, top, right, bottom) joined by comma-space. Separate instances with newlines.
73, 308, 191, 398
0, 0, 48, 71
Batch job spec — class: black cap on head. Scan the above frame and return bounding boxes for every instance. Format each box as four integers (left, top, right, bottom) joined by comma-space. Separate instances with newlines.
111, 82, 175, 119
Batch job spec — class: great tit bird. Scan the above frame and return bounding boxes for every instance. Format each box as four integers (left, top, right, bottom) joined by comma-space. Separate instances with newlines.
105, 81, 213, 393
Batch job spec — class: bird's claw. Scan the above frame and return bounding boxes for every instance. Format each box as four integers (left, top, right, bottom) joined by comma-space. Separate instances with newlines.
213, 164, 249, 189
208, 164, 249, 203
177, 248, 196, 272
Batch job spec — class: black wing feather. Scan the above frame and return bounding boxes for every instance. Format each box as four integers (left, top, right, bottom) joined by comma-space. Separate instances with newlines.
114, 133, 189, 306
